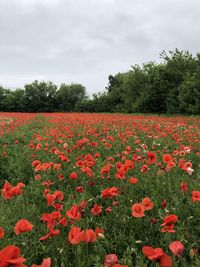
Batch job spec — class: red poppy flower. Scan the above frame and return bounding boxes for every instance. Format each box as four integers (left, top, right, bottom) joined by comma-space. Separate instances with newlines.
161, 214, 178, 226
116, 162, 123, 169
0, 245, 26, 267
41, 211, 61, 229
58, 217, 68, 227
91, 204, 102, 216
101, 164, 111, 178
104, 254, 118, 267
129, 177, 138, 184
45, 194, 56, 206
40, 228, 60, 241
32, 258, 51, 267
94, 152, 100, 158
180, 182, 188, 193
169, 241, 184, 256
66, 204, 82, 221
131, 203, 145, 217
159, 254, 172, 267
183, 161, 192, 171
2, 181, 25, 200
192, 191, 200, 202
68, 226, 85, 244
0, 226, 5, 240
53, 190, 64, 201
34, 174, 41, 180
53, 163, 61, 170
161, 224, 176, 233
141, 164, 149, 174
142, 197, 154, 211
124, 159, 134, 169
2, 152, 7, 158
162, 154, 173, 163
161, 200, 167, 209
75, 186, 84, 193
142, 246, 165, 261
34, 164, 42, 172
95, 227, 104, 237
115, 166, 126, 179
166, 161, 176, 170
84, 229, 97, 243
147, 151, 157, 164
101, 187, 119, 198
69, 172, 78, 180
161, 214, 178, 233
178, 158, 186, 169
81, 166, 94, 177
80, 199, 88, 210
14, 219, 33, 235
32, 160, 41, 167
113, 200, 119, 206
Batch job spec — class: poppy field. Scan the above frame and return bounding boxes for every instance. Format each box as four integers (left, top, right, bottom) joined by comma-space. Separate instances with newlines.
0, 112, 199, 267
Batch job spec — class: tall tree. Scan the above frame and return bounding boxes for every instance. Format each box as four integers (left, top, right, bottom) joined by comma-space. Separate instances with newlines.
0, 86, 11, 111
56, 83, 87, 112
1, 89, 25, 112
24, 81, 57, 112
178, 73, 200, 114
160, 49, 196, 113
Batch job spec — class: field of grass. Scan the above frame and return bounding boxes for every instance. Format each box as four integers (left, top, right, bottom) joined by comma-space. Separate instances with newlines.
0, 112, 199, 267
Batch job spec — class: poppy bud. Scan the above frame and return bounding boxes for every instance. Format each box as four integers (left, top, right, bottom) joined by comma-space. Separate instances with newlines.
162, 200, 167, 209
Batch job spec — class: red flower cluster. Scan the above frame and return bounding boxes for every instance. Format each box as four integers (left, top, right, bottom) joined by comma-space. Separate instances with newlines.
101, 187, 119, 198
132, 197, 154, 218
0, 112, 199, 266
161, 214, 178, 233
68, 226, 97, 244
142, 246, 172, 267
2, 181, 25, 200
0, 245, 26, 267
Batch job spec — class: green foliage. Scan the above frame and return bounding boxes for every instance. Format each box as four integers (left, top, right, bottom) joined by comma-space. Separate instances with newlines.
24, 80, 57, 112
56, 83, 87, 112
0, 49, 200, 114
161, 49, 197, 113
2, 89, 25, 112
0, 86, 11, 111
92, 49, 200, 114
178, 74, 200, 114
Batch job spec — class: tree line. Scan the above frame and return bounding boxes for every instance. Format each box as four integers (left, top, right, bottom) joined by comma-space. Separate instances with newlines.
0, 49, 200, 114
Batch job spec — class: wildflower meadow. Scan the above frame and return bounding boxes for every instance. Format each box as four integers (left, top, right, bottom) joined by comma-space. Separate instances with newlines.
0, 112, 199, 267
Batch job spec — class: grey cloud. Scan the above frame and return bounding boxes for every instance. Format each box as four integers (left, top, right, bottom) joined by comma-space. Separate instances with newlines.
0, 0, 200, 95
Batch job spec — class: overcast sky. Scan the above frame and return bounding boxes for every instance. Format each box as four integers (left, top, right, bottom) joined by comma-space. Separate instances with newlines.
0, 0, 200, 95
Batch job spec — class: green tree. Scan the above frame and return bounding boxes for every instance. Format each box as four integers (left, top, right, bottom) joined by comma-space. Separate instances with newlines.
124, 65, 148, 113
178, 74, 200, 114
106, 73, 127, 112
56, 83, 87, 112
0, 86, 10, 111
160, 49, 196, 113
91, 92, 112, 112
24, 81, 57, 112
2, 89, 25, 112
132, 63, 169, 113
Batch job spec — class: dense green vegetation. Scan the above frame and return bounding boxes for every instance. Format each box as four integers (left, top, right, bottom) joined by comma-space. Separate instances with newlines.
0, 49, 200, 114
